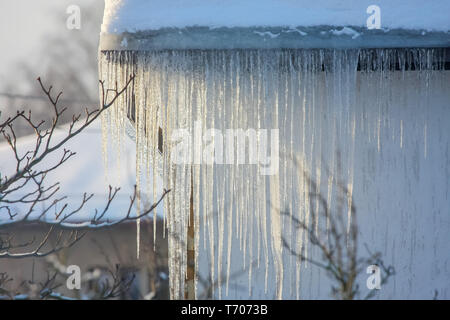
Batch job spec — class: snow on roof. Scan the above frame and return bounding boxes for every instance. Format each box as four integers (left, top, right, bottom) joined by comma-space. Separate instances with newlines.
102, 0, 450, 34
0, 120, 164, 225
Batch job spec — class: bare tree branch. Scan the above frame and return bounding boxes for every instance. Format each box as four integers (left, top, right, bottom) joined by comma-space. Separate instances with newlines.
282, 154, 395, 300
0, 74, 170, 299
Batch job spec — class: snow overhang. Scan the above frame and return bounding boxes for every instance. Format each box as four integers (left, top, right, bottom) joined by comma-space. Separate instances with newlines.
100, 0, 450, 50
99, 26, 450, 51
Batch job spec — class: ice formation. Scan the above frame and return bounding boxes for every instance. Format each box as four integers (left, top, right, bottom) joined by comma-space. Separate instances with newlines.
99, 48, 450, 299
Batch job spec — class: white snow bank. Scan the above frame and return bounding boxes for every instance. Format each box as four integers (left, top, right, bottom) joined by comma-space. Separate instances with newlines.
102, 0, 450, 34
0, 120, 164, 224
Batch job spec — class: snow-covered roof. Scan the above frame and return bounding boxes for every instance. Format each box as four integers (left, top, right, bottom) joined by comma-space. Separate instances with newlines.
0, 120, 164, 225
102, 0, 450, 33
100, 0, 450, 50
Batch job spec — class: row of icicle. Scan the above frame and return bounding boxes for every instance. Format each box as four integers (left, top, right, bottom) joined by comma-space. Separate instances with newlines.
99, 48, 445, 299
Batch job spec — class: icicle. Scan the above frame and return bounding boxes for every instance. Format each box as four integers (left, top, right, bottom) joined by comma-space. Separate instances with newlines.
346, 115, 356, 238
400, 119, 404, 149
270, 173, 283, 300
98, 47, 447, 300
424, 122, 428, 159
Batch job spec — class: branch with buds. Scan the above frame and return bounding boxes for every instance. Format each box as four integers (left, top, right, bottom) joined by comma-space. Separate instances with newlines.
281, 153, 395, 300
0, 75, 170, 299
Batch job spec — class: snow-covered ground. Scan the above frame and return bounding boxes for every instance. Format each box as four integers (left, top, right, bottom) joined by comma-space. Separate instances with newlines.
0, 120, 164, 225
102, 0, 450, 34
